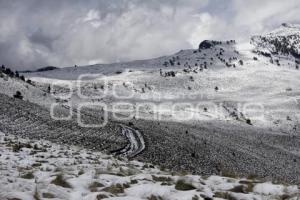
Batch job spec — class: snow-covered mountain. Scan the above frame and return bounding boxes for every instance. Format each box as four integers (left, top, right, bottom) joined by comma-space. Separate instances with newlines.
27, 24, 300, 80
22, 25, 300, 132
3, 23, 300, 138
0, 24, 300, 199
251, 23, 300, 61
26, 39, 240, 80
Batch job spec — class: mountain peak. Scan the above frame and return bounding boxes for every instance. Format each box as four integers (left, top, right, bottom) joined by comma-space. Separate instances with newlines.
281, 23, 300, 29
251, 24, 300, 58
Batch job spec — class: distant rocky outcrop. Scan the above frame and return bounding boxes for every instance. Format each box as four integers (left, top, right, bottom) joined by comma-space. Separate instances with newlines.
21, 66, 58, 73
199, 40, 222, 50
36, 66, 58, 72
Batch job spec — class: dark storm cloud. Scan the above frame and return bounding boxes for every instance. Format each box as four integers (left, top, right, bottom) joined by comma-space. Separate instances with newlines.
29, 29, 59, 50
0, 0, 299, 70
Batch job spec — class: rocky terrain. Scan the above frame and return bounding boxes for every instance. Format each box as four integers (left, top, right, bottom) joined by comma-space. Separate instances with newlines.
0, 24, 300, 199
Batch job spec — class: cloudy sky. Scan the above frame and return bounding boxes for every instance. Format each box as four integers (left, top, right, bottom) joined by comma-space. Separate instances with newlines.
0, 0, 300, 70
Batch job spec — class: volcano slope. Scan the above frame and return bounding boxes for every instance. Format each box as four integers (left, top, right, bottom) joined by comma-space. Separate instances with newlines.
2, 23, 300, 185
0, 93, 299, 184
0, 93, 127, 153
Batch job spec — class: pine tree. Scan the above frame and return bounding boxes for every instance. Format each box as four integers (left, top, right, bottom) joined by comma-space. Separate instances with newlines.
20, 75, 25, 81
13, 91, 23, 100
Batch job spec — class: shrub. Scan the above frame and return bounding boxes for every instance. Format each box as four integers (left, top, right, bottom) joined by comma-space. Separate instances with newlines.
128, 122, 134, 126
96, 194, 109, 200
42, 193, 55, 198
130, 179, 138, 184
246, 119, 252, 125
175, 180, 196, 191
191, 152, 196, 158
51, 174, 72, 188
26, 79, 32, 84
12, 143, 22, 152
163, 61, 168, 67
20, 75, 25, 81
152, 175, 172, 182
228, 185, 248, 193
33, 188, 41, 200
169, 59, 174, 66
13, 91, 23, 100
102, 184, 125, 194
213, 192, 237, 199
21, 172, 34, 179
89, 181, 105, 192
192, 195, 200, 200
147, 195, 163, 200
4, 67, 13, 76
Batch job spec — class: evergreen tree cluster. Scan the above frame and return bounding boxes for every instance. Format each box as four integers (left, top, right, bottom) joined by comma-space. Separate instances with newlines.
0, 65, 25, 81
0, 64, 32, 83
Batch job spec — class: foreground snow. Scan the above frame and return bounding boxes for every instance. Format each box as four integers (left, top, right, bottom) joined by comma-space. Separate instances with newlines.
0, 132, 299, 200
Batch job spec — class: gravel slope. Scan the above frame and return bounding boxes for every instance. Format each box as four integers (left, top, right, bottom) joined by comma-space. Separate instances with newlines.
0, 94, 127, 153
1, 94, 299, 184
131, 118, 300, 184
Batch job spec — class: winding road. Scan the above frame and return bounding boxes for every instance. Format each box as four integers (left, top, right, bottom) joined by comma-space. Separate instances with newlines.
114, 125, 145, 158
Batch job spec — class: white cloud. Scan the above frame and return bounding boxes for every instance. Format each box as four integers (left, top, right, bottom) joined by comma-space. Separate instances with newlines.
84, 9, 101, 22
231, 0, 300, 37
0, 0, 299, 70
83, 9, 103, 28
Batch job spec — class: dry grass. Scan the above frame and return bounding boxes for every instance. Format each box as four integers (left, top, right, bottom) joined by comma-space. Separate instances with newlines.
51, 174, 72, 188
89, 181, 105, 192
21, 172, 34, 179
42, 193, 55, 198
147, 195, 164, 200
33, 188, 41, 200
152, 175, 172, 182
175, 180, 196, 191
102, 183, 128, 194
96, 194, 109, 200
213, 192, 237, 200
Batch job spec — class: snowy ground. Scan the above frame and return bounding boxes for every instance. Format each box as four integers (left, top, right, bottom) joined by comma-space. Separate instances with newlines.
26, 42, 300, 133
1, 24, 300, 197
0, 132, 299, 200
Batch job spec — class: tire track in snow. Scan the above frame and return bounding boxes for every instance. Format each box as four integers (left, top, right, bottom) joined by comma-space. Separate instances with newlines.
112, 125, 145, 158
